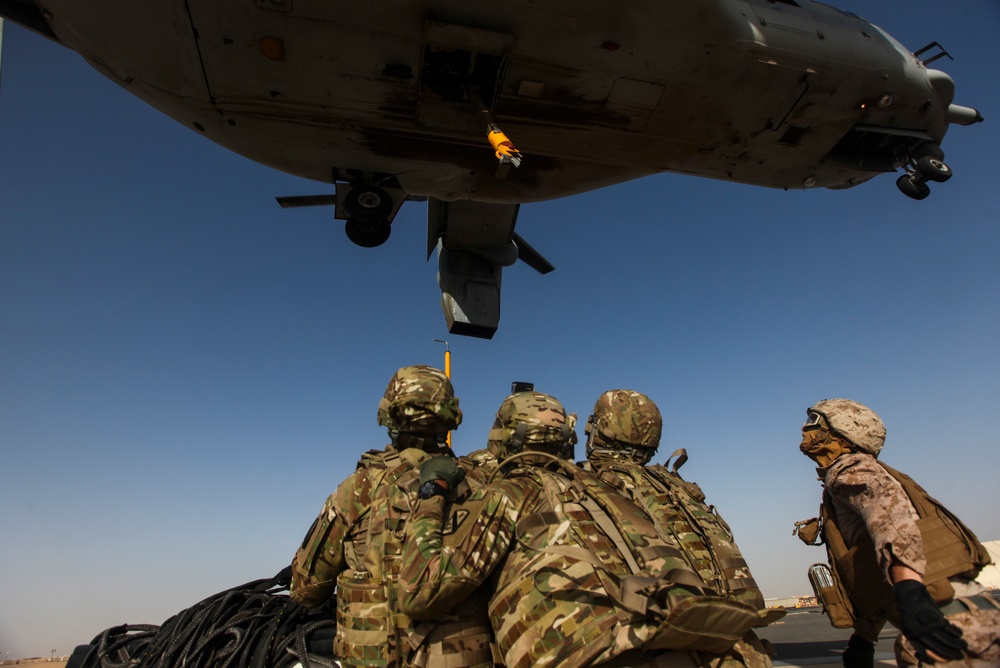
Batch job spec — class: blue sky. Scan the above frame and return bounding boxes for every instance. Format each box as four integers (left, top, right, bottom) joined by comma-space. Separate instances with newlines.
1, 1, 998, 658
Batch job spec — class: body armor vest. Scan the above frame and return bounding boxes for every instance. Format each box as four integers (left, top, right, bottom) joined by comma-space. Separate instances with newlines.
586, 458, 766, 611
336, 449, 493, 668
820, 461, 990, 627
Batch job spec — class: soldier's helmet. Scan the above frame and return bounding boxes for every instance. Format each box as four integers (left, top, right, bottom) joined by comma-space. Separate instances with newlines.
585, 389, 662, 463
806, 398, 886, 457
486, 391, 577, 463
377, 365, 462, 434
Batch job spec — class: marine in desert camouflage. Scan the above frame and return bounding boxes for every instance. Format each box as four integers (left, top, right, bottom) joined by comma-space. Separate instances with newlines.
796, 398, 999, 668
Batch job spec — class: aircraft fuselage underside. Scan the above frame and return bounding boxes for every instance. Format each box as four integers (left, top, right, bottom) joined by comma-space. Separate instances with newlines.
8, 0, 982, 337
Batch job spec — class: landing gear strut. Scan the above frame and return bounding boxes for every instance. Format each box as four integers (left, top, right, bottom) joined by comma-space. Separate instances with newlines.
896, 143, 952, 200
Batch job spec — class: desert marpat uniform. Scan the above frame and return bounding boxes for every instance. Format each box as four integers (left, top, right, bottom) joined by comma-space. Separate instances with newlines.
819, 452, 1000, 667
399, 461, 762, 668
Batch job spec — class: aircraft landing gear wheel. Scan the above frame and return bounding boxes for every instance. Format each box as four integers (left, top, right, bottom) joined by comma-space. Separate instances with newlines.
915, 156, 952, 183
897, 174, 930, 200
345, 218, 391, 247
345, 184, 393, 220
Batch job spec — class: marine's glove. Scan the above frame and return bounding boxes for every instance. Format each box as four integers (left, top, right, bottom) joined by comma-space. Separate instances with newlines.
893, 580, 967, 663
419, 456, 466, 491
842, 633, 875, 668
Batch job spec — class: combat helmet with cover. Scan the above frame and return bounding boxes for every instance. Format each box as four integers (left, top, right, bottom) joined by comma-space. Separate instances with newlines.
486, 391, 577, 462
377, 365, 462, 439
585, 389, 662, 463
806, 398, 885, 457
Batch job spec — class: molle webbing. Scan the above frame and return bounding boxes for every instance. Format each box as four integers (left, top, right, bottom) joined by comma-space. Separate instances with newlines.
822, 462, 991, 624
338, 450, 418, 667
409, 613, 493, 668
819, 498, 890, 624
351, 450, 401, 562
878, 463, 991, 582
335, 573, 391, 666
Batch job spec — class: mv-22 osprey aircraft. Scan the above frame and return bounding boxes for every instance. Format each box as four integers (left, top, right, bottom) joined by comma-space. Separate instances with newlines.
1, 0, 983, 338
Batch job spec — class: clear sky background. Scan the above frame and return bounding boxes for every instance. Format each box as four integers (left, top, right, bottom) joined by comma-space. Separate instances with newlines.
1, 1, 998, 658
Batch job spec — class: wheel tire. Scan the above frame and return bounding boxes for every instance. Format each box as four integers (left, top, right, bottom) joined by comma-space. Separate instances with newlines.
345, 185, 393, 219
896, 174, 930, 200
915, 156, 952, 183
345, 218, 391, 247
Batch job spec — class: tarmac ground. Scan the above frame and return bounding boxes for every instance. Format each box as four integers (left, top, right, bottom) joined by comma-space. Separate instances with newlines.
756, 606, 900, 667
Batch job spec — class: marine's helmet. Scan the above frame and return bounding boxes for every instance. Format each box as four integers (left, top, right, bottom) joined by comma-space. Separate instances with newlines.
806, 398, 886, 457
377, 365, 462, 434
486, 391, 577, 463
585, 389, 662, 463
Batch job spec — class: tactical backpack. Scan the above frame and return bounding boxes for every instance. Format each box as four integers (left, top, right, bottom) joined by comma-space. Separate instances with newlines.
490, 452, 768, 658
590, 448, 768, 612
336, 448, 493, 668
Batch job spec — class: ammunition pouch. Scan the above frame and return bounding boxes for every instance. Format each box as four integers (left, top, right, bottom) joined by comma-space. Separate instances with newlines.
335, 571, 390, 666
806, 563, 855, 629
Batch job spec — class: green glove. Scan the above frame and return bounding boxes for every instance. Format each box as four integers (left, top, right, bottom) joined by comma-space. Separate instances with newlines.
419, 456, 466, 491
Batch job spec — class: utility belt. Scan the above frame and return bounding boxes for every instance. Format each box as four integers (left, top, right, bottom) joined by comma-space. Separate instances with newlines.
939, 595, 1000, 617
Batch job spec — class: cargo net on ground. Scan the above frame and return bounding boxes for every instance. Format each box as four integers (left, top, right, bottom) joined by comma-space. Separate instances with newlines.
66, 567, 337, 668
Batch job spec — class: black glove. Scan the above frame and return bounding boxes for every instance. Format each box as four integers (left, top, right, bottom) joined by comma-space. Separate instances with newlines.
419, 456, 466, 491
842, 634, 875, 668
893, 580, 967, 663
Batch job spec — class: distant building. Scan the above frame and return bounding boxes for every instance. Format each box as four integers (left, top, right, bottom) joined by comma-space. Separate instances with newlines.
978, 540, 1000, 589
765, 595, 816, 609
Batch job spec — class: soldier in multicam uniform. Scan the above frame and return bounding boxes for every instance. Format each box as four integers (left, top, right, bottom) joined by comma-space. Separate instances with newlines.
291, 365, 493, 668
581, 389, 780, 668
795, 399, 999, 668
398, 390, 766, 668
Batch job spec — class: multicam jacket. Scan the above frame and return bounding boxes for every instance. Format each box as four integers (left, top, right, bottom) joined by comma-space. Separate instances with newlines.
398, 462, 758, 668
291, 444, 494, 667
335, 447, 492, 668
291, 446, 405, 609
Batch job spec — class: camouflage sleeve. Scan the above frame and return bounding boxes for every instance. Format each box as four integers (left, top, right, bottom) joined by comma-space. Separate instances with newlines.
290, 469, 372, 609
398, 484, 520, 620
827, 455, 925, 578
